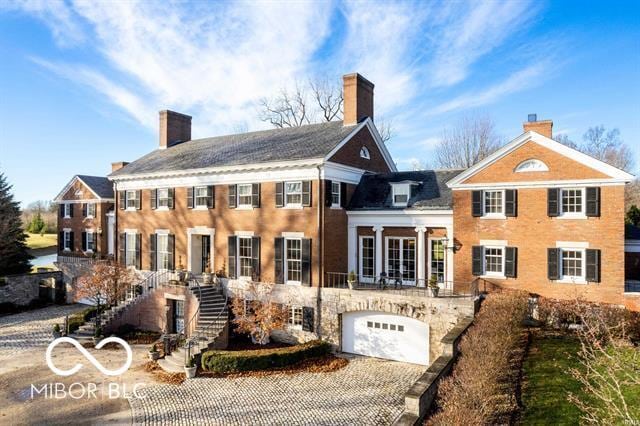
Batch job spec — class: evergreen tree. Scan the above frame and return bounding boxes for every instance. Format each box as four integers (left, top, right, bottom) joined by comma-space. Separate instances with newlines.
27, 212, 45, 234
0, 173, 33, 275
626, 205, 640, 227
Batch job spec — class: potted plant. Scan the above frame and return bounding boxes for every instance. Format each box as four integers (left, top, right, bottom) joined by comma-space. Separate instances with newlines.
174, 256, 186, 283
93, 325, 103, 344
148, 344, 160, 361
184, 356, 197, 379
347, 270, 357, 290
428, 275, 440, 298
52, 324, 61, 339
202, 260, 213, 285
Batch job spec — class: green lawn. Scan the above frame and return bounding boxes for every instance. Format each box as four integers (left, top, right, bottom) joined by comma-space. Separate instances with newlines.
25, 233, 57, 250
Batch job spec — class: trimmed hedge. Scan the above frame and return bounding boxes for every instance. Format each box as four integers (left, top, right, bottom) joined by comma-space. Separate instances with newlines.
201, 339, 331, 373
67, 306, 97, 334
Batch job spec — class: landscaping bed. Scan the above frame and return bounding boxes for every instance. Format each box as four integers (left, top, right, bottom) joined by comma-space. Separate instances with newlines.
114, 324, 161, 344
66, 306, 97, 334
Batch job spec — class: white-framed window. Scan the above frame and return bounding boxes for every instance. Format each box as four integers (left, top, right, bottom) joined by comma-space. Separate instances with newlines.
157, 233, 170, 270
360, 146, 370, 159
392, 184, 410, 207
561, 248, 585, 281
195, 186, 209, 208
430, 239, 445, 283
483, 190, 504, 216
63, 231, 72, 251
288, 305, 303, 329
285, 182, 303, 206
85, 231, 95, 252
86, 203, 96, 218
157, 188, 170, 208
514, 159, 549, 172
64, 203, 71, 218
126, 190, 137, 209
285, 238, 302, 284
238, 236, 253, 278
359, 236, 375, 281
484, 246, 505, 276
561, 188, 585, 216
125, 232, 137, 267
386, 237, 416, 284
237, 184, 253, 207
331, 181, 341, 207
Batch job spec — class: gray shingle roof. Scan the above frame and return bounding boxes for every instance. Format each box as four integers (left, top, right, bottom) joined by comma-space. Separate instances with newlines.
77, 175, 114, 199
110, 121, 357, 177
348, 169, 464, 210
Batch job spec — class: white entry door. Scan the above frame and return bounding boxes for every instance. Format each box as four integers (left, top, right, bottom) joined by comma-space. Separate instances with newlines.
342, 311, 429, 365
386, 237, 416, 284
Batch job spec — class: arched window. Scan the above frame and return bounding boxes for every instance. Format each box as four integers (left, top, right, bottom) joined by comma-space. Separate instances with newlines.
360, 146, 370, 160
514, 159, 549, 172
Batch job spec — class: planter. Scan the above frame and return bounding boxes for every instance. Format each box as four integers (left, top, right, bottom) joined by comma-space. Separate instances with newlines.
347, 280, 356, 290
428, 287, 439, 298
184, 366, 197, 379
93, 336, 103, 345
173, 270, 186, 283
202, 273, 213, 285
148, 351, 160, 361
52, 331, 61, 339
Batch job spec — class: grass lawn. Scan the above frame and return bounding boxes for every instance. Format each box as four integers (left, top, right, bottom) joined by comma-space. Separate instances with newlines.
26, 233, 57, 250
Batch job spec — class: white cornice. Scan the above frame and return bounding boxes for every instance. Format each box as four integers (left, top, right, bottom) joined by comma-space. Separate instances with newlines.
53, 175, 112, 202
450, 179, 628, 190
347, 209, 453, 228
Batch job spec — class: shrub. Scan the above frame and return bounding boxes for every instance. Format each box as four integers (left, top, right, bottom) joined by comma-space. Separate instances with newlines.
201, 340, 331, 373
428, 291, 529, 425
66, 306, 97, 334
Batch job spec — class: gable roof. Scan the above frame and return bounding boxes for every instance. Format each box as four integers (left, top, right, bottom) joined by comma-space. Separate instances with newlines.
348, 169, 464, 210
54, 175, 114, 202
109, 119, 395, 179
447, 131, 635, 188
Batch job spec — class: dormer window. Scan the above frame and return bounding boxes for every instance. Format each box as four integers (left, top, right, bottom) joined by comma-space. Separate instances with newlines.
360, 146, 370, 160
391, 184, 411, 207
514, 159, 549, 172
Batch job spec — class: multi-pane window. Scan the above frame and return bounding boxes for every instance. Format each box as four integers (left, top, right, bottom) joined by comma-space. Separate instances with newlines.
562, 189, 583, 214
484, 247, 504, 275
430, 240, 445, 283
64, 203, 71, 218
331, 182, 340, 206
484, 190, 503, 215
360, 236, 375, 279
195, 186, 209, 207
86, 232, 95, 251
86, 203, 96, 217
157, 188, 170, 208
386, 237, 415, 282
64, 231, 72, 250
126, 233, 137, 267
285, 182, 302, 205
286, 239, 302, 283
238, 237, 253, 277
562, 250, 583, 279
157, 234, 170, 270
238, 184, 253, 207
392, 185, 409, 206
126, 191, 137, 209
288, 305, 303, 328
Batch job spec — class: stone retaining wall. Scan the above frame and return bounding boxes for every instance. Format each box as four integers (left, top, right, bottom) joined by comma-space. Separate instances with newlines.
0, 271, 64, 308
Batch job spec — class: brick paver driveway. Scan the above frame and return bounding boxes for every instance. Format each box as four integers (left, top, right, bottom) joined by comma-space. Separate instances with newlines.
130, 356, 424, 425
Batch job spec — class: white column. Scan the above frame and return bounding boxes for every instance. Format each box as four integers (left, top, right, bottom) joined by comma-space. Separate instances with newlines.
373, 226, 384, 278
347, 225, 357, 274
415, 226, 427, 286
445, 225, 454, 290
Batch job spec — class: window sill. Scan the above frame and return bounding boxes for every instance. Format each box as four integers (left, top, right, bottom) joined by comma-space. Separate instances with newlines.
63, 248, 71, 252
330, 205, 342, 210
481, 274, 506, 280
287, 325, 303, 331
125, 208, 138, 212
480, 214, 506, 220
63, 216, 71, 219
556, 278, 587, 284
282, 205, 303, 210
236, 205, 254, 210
286, 281, 302, 286
193, 206, 210, 211
557, 214, 587, 220
85, 216, 95, 219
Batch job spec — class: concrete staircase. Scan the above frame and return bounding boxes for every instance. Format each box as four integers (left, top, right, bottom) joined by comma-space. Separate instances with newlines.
158, 286, 228, 373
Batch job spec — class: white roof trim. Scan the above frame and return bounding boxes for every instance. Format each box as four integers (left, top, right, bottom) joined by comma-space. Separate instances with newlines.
447, 131, 635, 188
53, 176, 105, 202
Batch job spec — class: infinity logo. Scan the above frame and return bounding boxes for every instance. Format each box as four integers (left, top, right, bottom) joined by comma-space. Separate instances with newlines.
46, 337, 133, 377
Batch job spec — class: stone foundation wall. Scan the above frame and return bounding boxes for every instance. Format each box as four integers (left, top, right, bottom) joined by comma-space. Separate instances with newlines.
0, 271, 63, 308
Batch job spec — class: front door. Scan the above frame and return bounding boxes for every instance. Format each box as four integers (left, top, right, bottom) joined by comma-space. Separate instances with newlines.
386, 237, 416, 285
201, 235, 210, 273
173, 300, 185, 333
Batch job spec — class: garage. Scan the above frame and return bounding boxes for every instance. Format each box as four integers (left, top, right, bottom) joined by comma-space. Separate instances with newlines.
341, 311, 429, 365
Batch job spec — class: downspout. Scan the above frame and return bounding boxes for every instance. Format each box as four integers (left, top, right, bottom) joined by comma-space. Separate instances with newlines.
316, 165, 323, 339
113, 181, 118, 263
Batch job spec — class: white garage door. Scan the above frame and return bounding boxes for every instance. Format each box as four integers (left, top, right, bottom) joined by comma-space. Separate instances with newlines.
341, 311, 429, 365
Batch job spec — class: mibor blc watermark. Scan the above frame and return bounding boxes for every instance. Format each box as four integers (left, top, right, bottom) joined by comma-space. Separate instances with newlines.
31, 336, 145, 399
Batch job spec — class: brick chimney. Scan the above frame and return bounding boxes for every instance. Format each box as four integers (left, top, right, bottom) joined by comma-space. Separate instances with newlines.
523, 113, 553, 138
159, 110, 192, 149
343, 73, 374, 126
111, 161, 129, 172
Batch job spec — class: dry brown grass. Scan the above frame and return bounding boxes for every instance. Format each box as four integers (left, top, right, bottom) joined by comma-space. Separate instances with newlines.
139, 361, 185, 385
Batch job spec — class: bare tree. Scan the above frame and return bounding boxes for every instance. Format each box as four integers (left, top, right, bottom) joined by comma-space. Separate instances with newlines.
309, 78, 343, 122
259, 84, 311, 128
230, 281, 288, 345
582, 126, 634, 172
553, 133, 578, 149
433, 114, 503, 169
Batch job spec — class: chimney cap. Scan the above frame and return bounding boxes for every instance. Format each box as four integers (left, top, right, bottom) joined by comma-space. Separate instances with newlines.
527, 113, 537, 122
343, 73, 375, 89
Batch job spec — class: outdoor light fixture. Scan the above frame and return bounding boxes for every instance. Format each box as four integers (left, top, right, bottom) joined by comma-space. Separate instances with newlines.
442, 237, 461, 253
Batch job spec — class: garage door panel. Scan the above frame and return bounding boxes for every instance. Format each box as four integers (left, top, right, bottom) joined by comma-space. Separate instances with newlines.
342, 311, 429, 366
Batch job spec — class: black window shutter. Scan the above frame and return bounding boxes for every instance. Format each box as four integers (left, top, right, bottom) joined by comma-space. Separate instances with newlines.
228, 185, 237, 208
505, 247, 517, 278
586, 187, 601, 217
208, 186, 215, 208
168, 234, 175, 271
472, 191, 482, 217
119, 191, 126, 210
168, 188, 175, 209
69, 204, 74, 218
81, 232, 87, 251
275, 182, 284, 207
135, 190, 142, 210
547, 248, 561, 280
340, 182, 347, 208
251, 237, 261, 280
69, 231, 74, 251
324, 180, 333, 207
586, 249, 601, 282
150, 234, 157, 271
59, 231, 64, 251
119, 233, 126, 265
187, 187, 194, 209
252, 183, 261, 208
151, 189, 157, 210
82, 203, 87, 217
228, 236, 237, 279
302, 307, 314, 332
472, 245, 483, 276
301, 238, 312, 286
274, 237, 284, 283
135, 233, 142, 269
505, 190, 517, 217
59, 203, 64, 217
547, 188, 560, 217
302, 181, 312, 207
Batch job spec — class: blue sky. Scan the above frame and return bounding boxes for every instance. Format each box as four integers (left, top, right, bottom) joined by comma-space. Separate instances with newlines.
1, 0, 639, 206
